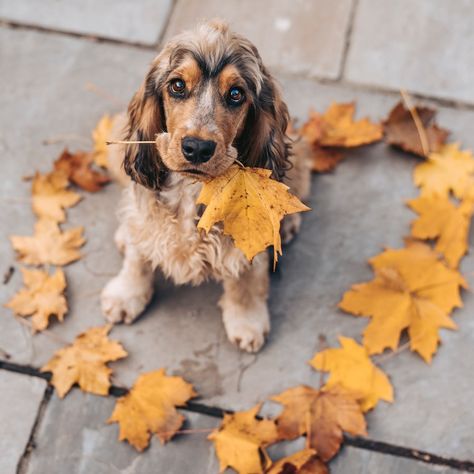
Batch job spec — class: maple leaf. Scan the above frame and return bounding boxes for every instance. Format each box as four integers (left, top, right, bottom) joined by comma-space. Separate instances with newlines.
41, 325, 127, 398
339, 245, 467, 362
311, 102, 382, 147
31, 170, 81, 222
108, 369, 196, 451
10, 219, 85, 266
197, 165, 310, 264
300, 110, 323, 144
408, 196, 473, 268
54, 149, 110, 192
310, 337, 393, 411
208, 404, 279, 474
5, 267, 67, 332
272, 385, 366, 462
310, 146, 344, 173
383, 101, 449, 157
92, 114, 114, 168
413, 143, 474, 199
267, 449, 328, 474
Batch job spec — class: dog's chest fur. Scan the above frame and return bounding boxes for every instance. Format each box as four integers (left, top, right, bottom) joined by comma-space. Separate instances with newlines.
121, 174, 249, 285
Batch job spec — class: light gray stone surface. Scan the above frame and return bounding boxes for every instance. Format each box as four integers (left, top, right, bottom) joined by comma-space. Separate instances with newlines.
2, 22, 474, 464
24, 389, 222, 474
164, 0, 354, 79
0, 0, 172, 45
332, 446, 465, 474
345, 0, 474, 104
0, 370, 46, 474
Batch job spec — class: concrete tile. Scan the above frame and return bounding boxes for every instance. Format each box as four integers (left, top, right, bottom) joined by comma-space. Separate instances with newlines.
164, 0, 354, 79
345, 0, 474, 104
24, 389, 222, 474
0, 0, 172, 45
332, 446, 464, 474
0, 370, 46, 474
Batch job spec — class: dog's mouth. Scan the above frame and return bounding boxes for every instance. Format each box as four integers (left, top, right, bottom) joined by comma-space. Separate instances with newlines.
181, 168, 208, 176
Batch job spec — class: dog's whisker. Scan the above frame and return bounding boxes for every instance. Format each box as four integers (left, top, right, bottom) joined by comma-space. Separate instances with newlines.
106, 140, 156, 145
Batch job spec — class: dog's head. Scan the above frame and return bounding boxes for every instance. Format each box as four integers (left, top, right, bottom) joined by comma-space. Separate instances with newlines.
124, 20, 291, 189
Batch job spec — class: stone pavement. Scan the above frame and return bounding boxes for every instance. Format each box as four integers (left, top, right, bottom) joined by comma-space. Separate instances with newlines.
1, 1, 473, 473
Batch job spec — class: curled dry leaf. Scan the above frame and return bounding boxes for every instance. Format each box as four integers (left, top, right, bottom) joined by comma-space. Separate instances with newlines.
310, 337, 393, 411
5, 267, 67, 332
267, 449, 328, 474
10, 219, 85, 266
31, 170, 81, 223
41, 325, 127, 398
383, 101, 449, 157
54, 149, 110, 192
272, 385, 366, 462
208, 404, 279, 474
413, 143, 474, 199
197, 165, 310, 265
408, 196, 474, 268
339, 244, 466, 363
92, 114, 115, 168
108, 369, 197, 451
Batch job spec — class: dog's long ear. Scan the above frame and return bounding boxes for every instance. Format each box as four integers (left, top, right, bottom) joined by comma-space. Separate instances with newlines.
123, 64, 168, 189
236, 65, 291, 180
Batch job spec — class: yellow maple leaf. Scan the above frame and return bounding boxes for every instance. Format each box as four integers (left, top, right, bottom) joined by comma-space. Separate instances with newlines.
339, 245, 466, 363
108, 369, 196, 451
10, 219, 85, 266
408, 196, 473, 268
92, 114, 114, 168
267, 449, 327, 474
413, 143, 474, 198
317, 102, 382, 147
272, 385, 366, 461
41, 325, 127, 398
197, 165, 310, 264
31, 171, 82, 223
310, 337, 393, 411
208, 404, 279, 474
5, 267, 67, 332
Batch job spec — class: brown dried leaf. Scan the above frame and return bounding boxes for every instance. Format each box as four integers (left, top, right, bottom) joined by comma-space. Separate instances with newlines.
311, 146, 344, 173
267, 449, 328, 474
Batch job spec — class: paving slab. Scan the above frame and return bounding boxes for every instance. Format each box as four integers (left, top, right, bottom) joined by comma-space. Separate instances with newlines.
2, 25, 474, 462
0, 370, 46, 474
0, 0, 172, 45
332, 446, 465, 474
345, 0, 474, 105
164, 0, 354, 79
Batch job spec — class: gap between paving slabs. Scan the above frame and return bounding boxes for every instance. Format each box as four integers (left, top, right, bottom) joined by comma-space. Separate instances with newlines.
1, 361, 473, 473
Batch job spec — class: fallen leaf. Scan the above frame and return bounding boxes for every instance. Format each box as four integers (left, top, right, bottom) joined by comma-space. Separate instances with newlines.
383, 101, 449, 157
311, 102, 382, 147
92, 114, 114, 168
272, 385, 366, 461
339, 245, 466, 362
31, 171, 82, 222
10, 219, 85, 266
41, 325, 127, 398
310, 337, 393, 411
413, 143, 474, 199
311, 146, 344, 173
54, 149, 110, 192
5, 267, 67, 332
197, 165, 310, 264
267, 449, 328, 474
408, 196, 473, 268
300, 110, 323, 144
109, 369, 197, 451
208, 404, 279, 474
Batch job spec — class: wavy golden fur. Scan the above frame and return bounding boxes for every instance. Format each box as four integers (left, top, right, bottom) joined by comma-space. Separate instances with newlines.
102, 20, 311, 352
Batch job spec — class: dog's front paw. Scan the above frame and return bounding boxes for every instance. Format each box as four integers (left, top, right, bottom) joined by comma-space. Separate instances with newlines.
280, 213, 302, 244
222, 302, 270, 353
101, 274, 153, 324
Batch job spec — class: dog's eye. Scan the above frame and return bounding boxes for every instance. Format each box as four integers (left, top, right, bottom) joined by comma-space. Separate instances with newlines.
169, 79, 186, 96
228, 87, 245, 105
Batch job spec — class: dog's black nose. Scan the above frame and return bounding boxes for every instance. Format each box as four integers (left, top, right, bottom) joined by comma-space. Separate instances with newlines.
181, 136, 216, 164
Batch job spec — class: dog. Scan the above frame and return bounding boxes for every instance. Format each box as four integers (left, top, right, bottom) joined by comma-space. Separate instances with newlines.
101, 19, 311, 352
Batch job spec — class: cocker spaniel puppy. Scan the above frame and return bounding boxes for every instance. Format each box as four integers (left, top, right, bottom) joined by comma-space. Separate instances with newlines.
101, 20, 311, 352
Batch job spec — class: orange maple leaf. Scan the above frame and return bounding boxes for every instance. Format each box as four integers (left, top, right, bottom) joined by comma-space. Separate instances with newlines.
267, 449, 327, 474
